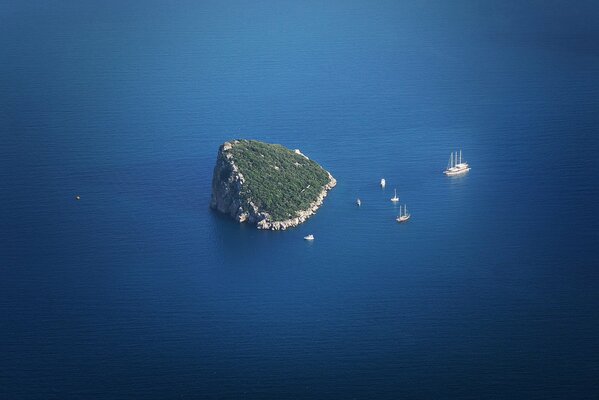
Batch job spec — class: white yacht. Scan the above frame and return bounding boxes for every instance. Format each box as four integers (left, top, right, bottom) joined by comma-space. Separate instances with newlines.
356, 198, 361, 207
396, 204, 411, 223
380, 178, 386, 188
390, 188, 399, 202
444, 150, 470, 176
304, 234, 314, 241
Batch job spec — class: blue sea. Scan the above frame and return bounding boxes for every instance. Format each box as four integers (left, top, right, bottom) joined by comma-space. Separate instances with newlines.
2, 1, 599, 398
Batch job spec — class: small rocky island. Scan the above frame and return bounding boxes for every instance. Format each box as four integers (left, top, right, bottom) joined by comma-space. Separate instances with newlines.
210, 140, 336, 230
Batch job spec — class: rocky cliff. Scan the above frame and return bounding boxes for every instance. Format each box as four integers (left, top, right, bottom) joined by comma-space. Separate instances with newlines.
210, 140, 336, 230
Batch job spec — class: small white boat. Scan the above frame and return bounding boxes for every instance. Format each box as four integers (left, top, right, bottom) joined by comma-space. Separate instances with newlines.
356, 198, 361, 206
444, 150, 471, 176
396, 204, 411, 223
380, 178, 386, 188
304, 234, 314, 241
390, 188, 399, 202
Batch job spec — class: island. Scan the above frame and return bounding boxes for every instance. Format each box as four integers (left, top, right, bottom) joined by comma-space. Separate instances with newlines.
210, 140, 336, 230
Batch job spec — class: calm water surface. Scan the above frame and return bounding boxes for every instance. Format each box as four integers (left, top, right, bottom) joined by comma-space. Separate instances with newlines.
1, 1, 599, 398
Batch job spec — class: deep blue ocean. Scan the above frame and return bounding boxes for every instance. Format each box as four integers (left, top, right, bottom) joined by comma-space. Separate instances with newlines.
2, 1, 599, 398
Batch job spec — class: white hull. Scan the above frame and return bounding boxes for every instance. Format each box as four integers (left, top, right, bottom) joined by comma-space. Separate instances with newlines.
443, 166, 471, 176
397, 204, 410, 223
304, 235, 314, 241
444, 151, 470, 176
396, 215, 411, 223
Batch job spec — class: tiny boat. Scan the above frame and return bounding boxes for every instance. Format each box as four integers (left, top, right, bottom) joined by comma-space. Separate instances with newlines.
304, 234, 314, 241
75, 195, 81, 200
390, 188, 399, 202
380, 178, 386, 188
356, 198, 361, 206
444, 150, 471, 176
396, 204, 411, 223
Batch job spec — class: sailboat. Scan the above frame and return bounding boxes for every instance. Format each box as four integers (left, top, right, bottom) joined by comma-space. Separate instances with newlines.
380, 178, 386, 188
390, 188, 399, 202
444, 150, 471, 176
396, 204, 411, 223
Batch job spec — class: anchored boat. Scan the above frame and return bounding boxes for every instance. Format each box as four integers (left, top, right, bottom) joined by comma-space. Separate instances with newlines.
380, 178, 386, 188
390, 188, 399, 202
304, 234, 314, 241
396, 204, 411, 223
444, 150, 470, 176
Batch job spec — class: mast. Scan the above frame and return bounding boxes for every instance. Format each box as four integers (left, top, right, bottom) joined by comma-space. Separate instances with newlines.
460, 150, 462, 164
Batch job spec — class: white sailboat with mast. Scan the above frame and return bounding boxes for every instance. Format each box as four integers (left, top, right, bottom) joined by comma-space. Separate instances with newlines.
390, 188, 399, 202
396, 204, 411, 223
444, 150, 470, 176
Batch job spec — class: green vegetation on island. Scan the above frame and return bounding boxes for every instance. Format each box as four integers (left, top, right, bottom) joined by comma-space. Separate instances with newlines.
230, 140, 331, 221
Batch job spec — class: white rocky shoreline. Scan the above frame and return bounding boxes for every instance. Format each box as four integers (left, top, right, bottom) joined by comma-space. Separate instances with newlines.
256, 171, 336, 230
210, 140, 336, 230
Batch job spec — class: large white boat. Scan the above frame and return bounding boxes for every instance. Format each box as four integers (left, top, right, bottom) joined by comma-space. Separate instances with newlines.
304, 234, 314, 241
444, 150, 470, 176
396, 204, 411, 223
390, 188, 399, 202
380, 178, 386, 188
